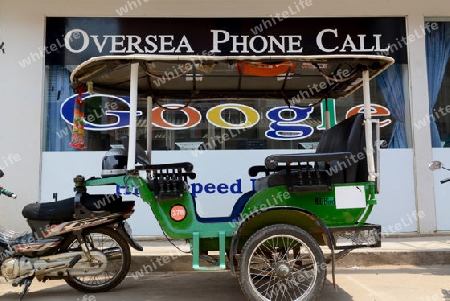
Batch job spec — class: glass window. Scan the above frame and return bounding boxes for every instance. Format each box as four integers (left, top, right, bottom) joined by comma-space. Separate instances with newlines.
44, 16, 412, 151
44, 64, 410, 151
437, 62, 450, 147
426, 21, 450, 147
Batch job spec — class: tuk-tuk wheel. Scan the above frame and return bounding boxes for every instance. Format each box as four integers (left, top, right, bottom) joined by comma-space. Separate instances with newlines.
239, 224, 326, 301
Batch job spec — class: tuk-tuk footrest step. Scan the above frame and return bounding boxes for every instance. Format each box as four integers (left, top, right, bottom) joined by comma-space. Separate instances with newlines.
191, 231, 227, 271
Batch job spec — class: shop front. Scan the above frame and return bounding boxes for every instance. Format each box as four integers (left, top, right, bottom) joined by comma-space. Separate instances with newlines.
0, 0, 449, 235
43, 17, 415, 236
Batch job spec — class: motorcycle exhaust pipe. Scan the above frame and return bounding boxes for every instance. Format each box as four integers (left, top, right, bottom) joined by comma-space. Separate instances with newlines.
102, 247, 122, 260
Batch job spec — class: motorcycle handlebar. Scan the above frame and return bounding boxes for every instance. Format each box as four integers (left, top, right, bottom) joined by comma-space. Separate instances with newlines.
0, 187, 17, 199
440, 177, 450, 184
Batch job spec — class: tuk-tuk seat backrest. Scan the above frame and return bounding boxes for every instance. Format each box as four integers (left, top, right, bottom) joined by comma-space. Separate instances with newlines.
316, 113, 367, 184
252, 113, 368, 192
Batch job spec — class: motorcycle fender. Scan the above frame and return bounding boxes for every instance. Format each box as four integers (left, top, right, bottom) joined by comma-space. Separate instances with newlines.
116, 221, 143, 251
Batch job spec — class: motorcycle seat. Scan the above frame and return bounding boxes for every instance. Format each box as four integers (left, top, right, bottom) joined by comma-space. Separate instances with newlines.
21, 193, 133, 222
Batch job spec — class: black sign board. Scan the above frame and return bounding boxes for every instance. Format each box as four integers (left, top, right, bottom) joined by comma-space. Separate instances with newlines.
45, 17, 407, 65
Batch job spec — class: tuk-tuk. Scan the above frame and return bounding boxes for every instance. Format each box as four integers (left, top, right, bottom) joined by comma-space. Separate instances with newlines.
69, 54, 393, 300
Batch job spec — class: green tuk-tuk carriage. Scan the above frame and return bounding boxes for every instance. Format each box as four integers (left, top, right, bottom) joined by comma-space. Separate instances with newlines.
69, 54, 393, 300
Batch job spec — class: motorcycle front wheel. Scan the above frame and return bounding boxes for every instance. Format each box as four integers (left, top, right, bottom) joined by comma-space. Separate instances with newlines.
59, 226, 131, 293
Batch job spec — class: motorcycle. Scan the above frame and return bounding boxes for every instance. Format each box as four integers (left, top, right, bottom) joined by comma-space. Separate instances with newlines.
0, 169, 142, 300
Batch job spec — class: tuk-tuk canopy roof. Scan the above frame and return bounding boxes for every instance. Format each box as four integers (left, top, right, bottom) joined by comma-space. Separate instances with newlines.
70, 54, 394, 102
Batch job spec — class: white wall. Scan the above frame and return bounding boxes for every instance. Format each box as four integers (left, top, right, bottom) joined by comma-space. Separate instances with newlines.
432, 149, 450, 230
1, 0, 450, 233
0, 1, 45, 232
366, 150, 417, 234
41, 149, 417, 236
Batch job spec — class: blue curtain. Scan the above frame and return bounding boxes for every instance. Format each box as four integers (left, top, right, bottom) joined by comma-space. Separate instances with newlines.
46, 66, 72, 151
426, 22, 450, 148
377, 64, 407, 148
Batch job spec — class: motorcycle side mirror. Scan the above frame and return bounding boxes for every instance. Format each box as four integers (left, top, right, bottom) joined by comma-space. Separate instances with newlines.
429, 161, 443, 171
0, 170, 3, 178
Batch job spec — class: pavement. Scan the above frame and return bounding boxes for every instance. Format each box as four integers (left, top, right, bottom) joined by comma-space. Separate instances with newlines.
1, 235, 450, 300
3, 265, 450, 300
128, 235, 450, 273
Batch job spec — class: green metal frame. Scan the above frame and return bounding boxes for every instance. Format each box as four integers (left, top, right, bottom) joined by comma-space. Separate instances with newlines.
79, 173, 378, 270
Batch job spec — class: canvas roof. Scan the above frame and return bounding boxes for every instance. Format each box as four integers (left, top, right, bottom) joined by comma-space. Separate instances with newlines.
70, 54, 394, 103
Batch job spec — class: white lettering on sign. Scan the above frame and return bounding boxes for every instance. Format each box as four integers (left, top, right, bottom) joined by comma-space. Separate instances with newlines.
64, 28, 389, 55
316, 28, 390, 53
211, 30, 303, 54
65, 29, 90, 53
65, 29, 194, 54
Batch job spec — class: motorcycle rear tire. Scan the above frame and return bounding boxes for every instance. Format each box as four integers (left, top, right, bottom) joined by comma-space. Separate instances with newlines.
59, 226, 131, 293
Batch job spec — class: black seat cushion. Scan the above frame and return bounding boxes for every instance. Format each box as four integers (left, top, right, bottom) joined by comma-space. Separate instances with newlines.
22, 193, 133, 222
316, 113, 366, 183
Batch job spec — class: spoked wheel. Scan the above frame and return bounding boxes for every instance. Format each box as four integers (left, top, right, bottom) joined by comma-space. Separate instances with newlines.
239, 224, 326, 301
60, 226, 131, 293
